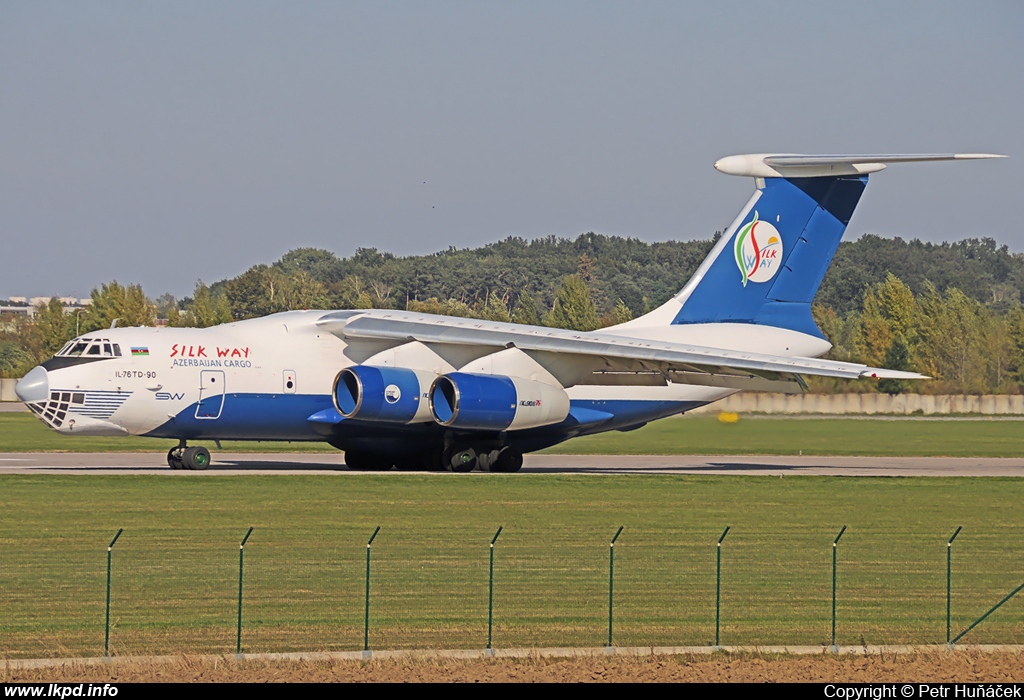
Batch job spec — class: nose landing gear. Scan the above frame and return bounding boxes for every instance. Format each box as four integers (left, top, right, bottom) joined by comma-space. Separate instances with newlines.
167, 441, 211, 470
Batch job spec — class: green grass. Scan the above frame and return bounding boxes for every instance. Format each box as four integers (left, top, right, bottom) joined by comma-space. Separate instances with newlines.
2, 474, 1024, 658
545, 414, 1024, 457
4, 412, 1024, 457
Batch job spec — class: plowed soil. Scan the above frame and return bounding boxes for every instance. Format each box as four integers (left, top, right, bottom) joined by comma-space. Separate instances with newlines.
5, 651, 1024, 683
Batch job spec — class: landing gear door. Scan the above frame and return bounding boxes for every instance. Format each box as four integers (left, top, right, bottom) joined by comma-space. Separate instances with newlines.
196, 370, 226, 420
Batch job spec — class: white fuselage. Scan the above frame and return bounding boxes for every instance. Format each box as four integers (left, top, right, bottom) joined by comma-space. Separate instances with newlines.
21, 309, 808, 448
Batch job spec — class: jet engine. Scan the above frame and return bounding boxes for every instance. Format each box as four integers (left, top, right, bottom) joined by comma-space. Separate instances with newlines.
428, 372, 570, 431
333, 365, 435, 424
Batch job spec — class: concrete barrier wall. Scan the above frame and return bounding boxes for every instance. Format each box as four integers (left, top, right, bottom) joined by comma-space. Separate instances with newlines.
689, 393, 1024, 415
0, 378, 18, 402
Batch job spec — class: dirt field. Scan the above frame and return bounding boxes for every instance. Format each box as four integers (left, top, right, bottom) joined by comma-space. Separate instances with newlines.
5, 651, 1024, 683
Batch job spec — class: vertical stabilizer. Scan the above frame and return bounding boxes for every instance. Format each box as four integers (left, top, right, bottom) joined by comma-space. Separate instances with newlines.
640, 152, 1006, 340
672, 174, 866, 338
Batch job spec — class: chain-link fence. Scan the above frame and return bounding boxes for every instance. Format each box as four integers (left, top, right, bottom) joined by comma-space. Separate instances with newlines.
4, 521, 1024, 659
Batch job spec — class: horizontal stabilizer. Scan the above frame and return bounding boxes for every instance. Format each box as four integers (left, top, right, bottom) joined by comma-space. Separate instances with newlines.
715, 153, 1005, 178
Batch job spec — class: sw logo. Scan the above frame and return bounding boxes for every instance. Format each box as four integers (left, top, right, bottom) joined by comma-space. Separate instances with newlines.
733, 211, 782, 286
155, 392, 186, 401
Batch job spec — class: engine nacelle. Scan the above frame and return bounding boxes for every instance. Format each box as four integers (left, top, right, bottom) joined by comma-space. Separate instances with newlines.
333, 365, 434, 424
429, 372, 570, 432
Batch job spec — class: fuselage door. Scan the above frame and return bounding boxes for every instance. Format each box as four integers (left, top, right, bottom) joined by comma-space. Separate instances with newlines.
196, 370, 226, 420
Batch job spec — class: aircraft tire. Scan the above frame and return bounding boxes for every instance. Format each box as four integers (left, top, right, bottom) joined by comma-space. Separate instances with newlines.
445, 446, 478, 473
183, 446, 211, 470
167, 447, 185, 470
492, 447, 524, 473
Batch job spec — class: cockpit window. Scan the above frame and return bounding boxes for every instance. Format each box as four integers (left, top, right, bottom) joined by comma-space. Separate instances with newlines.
57, 338, 121, 358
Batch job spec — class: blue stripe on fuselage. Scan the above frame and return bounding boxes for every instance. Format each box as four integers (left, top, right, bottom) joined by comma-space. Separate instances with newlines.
146, 393, 334, 441
145, 392, 708, 445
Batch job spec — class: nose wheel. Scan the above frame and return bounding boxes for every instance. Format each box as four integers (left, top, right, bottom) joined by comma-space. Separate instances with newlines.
167, 442, 211, 470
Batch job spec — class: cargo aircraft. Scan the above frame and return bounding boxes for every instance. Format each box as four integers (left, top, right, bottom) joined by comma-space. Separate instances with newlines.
16, 153, 1003, 471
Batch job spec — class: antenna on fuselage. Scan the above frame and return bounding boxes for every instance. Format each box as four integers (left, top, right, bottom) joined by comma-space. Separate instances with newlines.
110, 319, 120, 329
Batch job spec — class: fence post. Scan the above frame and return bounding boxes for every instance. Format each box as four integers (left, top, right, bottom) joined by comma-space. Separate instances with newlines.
236, 526, 254, 655
488, 526, 503, 652
715, 526, 730, 648
831, 525, 847, 652
947, 526, 962, 645
104, 528, 123, 657
607, 526, 624, 648
364, 526, 380, 653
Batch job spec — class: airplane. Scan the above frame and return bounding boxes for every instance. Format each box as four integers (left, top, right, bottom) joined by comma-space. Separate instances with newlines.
15, 152, 1004, 472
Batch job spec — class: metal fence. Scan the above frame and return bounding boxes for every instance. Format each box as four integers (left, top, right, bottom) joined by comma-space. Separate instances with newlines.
3, 523, 1024, 659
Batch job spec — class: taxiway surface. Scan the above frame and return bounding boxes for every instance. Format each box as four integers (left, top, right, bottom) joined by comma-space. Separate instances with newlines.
1, 452, 1023, 476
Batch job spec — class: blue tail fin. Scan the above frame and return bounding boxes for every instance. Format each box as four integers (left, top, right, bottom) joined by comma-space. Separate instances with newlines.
673, 175, 867, 338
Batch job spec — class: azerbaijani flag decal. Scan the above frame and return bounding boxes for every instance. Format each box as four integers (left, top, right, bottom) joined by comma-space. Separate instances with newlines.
131, 347, 150, 357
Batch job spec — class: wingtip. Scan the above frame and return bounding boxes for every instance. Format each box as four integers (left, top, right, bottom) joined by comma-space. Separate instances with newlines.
954, 153, 1008, 160
859, 369, 930, 380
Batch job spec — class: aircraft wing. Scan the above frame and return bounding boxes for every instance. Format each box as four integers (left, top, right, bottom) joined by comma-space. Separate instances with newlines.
316, 310, 925, 388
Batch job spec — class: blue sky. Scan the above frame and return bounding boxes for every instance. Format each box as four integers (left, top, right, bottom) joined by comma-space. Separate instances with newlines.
1, 1, 1021, 299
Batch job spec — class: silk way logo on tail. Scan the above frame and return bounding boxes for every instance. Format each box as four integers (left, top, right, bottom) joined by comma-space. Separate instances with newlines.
733, 212, 783, 286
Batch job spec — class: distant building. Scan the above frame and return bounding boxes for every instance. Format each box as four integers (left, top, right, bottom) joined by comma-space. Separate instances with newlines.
0, 296, 92, 319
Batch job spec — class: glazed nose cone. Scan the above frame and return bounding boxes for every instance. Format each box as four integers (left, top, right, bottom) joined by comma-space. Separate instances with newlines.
15, 366, 49, 403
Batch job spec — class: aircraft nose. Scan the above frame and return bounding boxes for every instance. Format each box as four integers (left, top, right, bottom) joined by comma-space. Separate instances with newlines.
15, 366, 49, 403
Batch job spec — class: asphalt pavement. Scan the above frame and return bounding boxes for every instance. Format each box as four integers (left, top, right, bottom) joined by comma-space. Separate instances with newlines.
1, 452, 1023, 476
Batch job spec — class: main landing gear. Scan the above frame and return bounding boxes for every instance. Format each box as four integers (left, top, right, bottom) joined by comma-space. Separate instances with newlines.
491, 446, 524, 473
441, 445, 524, 473
343, 450, 439, 471
343, 450, 395, 471
167, 440, 212, 471
342, 445, 524, 473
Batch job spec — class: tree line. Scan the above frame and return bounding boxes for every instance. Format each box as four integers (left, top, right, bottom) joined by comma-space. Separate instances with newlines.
3, 233, 1024, 394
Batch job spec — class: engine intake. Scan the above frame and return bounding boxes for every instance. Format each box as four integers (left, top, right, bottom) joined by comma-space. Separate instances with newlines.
333, 366, 432, 424
429, 372, 570, 431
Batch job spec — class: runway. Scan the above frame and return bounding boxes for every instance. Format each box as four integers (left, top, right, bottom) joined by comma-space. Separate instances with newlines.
2, 452, 1024, 476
